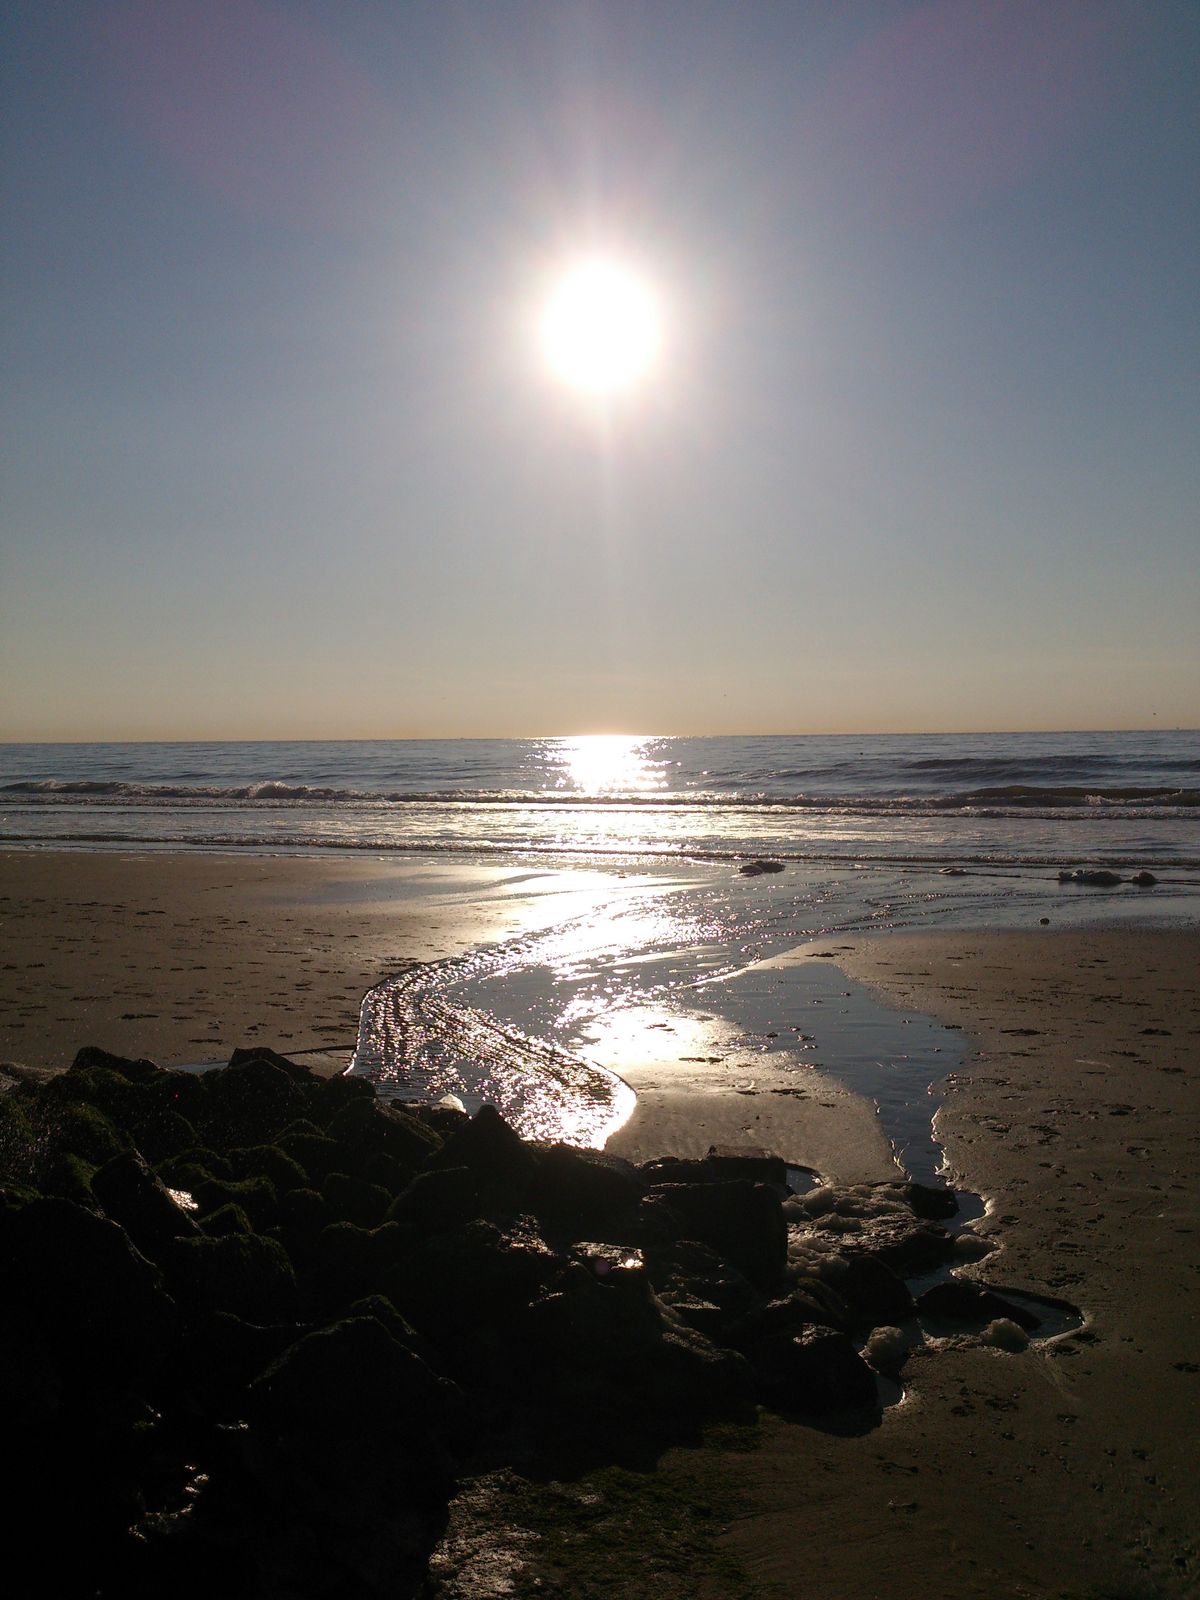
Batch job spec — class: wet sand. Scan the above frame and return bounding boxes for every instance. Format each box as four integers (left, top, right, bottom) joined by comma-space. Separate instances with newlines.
4, 852, 1198, 1595
0, 850, 641, 1072
702, 928, 1200, 1600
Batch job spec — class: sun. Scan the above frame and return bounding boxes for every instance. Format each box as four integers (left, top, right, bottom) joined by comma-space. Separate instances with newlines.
540, 260, 661, 395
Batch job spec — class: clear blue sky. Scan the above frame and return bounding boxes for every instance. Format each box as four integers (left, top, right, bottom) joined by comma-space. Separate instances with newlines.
3, 0, 1197, 738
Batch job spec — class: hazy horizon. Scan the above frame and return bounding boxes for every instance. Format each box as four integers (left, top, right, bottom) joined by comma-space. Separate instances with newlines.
4, 2, 1198, 741
3, 721, 1196, 747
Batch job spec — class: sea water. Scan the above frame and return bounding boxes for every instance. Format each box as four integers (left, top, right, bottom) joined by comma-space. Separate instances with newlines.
2, 729, 1197, 870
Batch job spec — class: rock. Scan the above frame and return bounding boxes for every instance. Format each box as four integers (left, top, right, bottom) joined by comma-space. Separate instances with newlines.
2, 1197, 176, 1388
383, 1218, 562, 1349
820, 1251, 915, 1326
326, 1098, 442, 1175
739, 858, 785, 876
309, 1072, 377, 1124
528, 1144, 646, 1237
201, 1057, 309, 1146
903, 1180, 960, 1220
840, 1213, 954, 1274
249, 1314, 454, 1439
226, 1144, 309, 1194
750, 1324, 880, 1416
643, 1238, 762, 1326
92, 1150, 200, 1260
38, 1099, 128, 1168
1057, 868, 1121, 887
70, 1044, 165, 1085
226, 1045, 313, 1084
386, 1166, 481, 1232
277, 1130, 342, 1185
321, 1170, 392, 1229
192, 1174, 279, 1231
652, 1323, 756, 1418
233, 1316, 458, 1599
1130, 870, 1158, 887
657, 1293, 727, 1338
641, 1148, 788, 1192
141, 1069, 210, 1127
520, 1249, 664, 1382
917, 1279, 1041, 1332
170, 1309, 305, 1415
131, 1108, 198, 1165
169, 1232, 299, 1324
307, 1220, 408, 1309
647, 1180, 788, 1292
201, 1202, 255, 1236
726, 1291, 847, 1358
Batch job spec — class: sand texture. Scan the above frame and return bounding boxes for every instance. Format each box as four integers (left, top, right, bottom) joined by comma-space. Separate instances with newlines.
706, 929, 1200, 1600
0, 849, 664, 1075
3, 852, 1198, 1596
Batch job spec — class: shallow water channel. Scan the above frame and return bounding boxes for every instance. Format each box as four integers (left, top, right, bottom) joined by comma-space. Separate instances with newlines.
351, 913, 1083, 1360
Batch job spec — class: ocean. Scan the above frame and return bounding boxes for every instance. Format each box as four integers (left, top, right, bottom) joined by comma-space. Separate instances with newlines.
2, 729, 1197, 872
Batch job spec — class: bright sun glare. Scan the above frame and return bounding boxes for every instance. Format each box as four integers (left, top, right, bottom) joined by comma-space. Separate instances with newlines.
540, 260, 661, 395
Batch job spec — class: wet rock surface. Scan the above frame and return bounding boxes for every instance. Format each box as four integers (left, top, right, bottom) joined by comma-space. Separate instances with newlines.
0, 1042, 1075, 1598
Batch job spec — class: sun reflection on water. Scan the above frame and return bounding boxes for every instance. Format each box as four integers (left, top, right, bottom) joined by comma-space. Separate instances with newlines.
549, 734, 669, 795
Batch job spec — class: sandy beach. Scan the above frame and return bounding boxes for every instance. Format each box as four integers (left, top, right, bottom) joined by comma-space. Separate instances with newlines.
703, 928, 1200, 1600
0, 849, 656, 1073
3, 850, 1198, 1597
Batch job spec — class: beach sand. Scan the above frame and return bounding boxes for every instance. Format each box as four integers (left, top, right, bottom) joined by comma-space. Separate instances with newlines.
699, 928, 1200, 1600
3, 851, 1197, 1596
0, 849, 657, 1073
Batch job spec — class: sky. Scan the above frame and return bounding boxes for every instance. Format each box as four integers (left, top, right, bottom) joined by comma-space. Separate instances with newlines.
2, 0, 1197, 740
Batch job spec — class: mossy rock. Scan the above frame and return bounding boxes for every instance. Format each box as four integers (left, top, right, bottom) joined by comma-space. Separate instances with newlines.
199, 1058, 309, 1147
348, 1293, 425, 1352
50, 1065, 141, 1124
279, 1118, 322, 1139
170, 1232, 299, 1323
321, 1170, 391, 1229
226, 1144, 308, 1194
0, 1097, 37, 1188
140, 1070, 210, 1126
193, 1175, 279, 1230
326, 1098, 442, 1174
309, 1220, 409, 1309
7, 1197, 177, 1387
131, 1108, 198, 1165
248, 1314, 452, 1439
277, 1130, 341, 1185
201, 1203, 255, 1237
361, 1150, 411, 1195
159, 1146, 234, 1182
39, 1149, 101, 1208
39, 1101, 128, 1167
310, 1073, 376, 1125
275, 1186, 330, 1233
70, 1045, 165, 1086
0, 1182, 41, 1212
156, 1159, 227, 1198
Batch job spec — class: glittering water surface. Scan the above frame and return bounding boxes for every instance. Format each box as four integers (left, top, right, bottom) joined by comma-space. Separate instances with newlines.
4, 730, 1198, 869
351, 872, 973, 1175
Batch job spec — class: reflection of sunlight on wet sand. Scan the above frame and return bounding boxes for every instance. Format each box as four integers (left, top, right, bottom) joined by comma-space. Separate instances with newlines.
579, 996, 900, 1181
573, 1003, 743, 1089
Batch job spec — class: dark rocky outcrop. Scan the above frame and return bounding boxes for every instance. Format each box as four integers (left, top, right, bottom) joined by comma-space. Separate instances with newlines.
0, 1040, 1002, 1599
